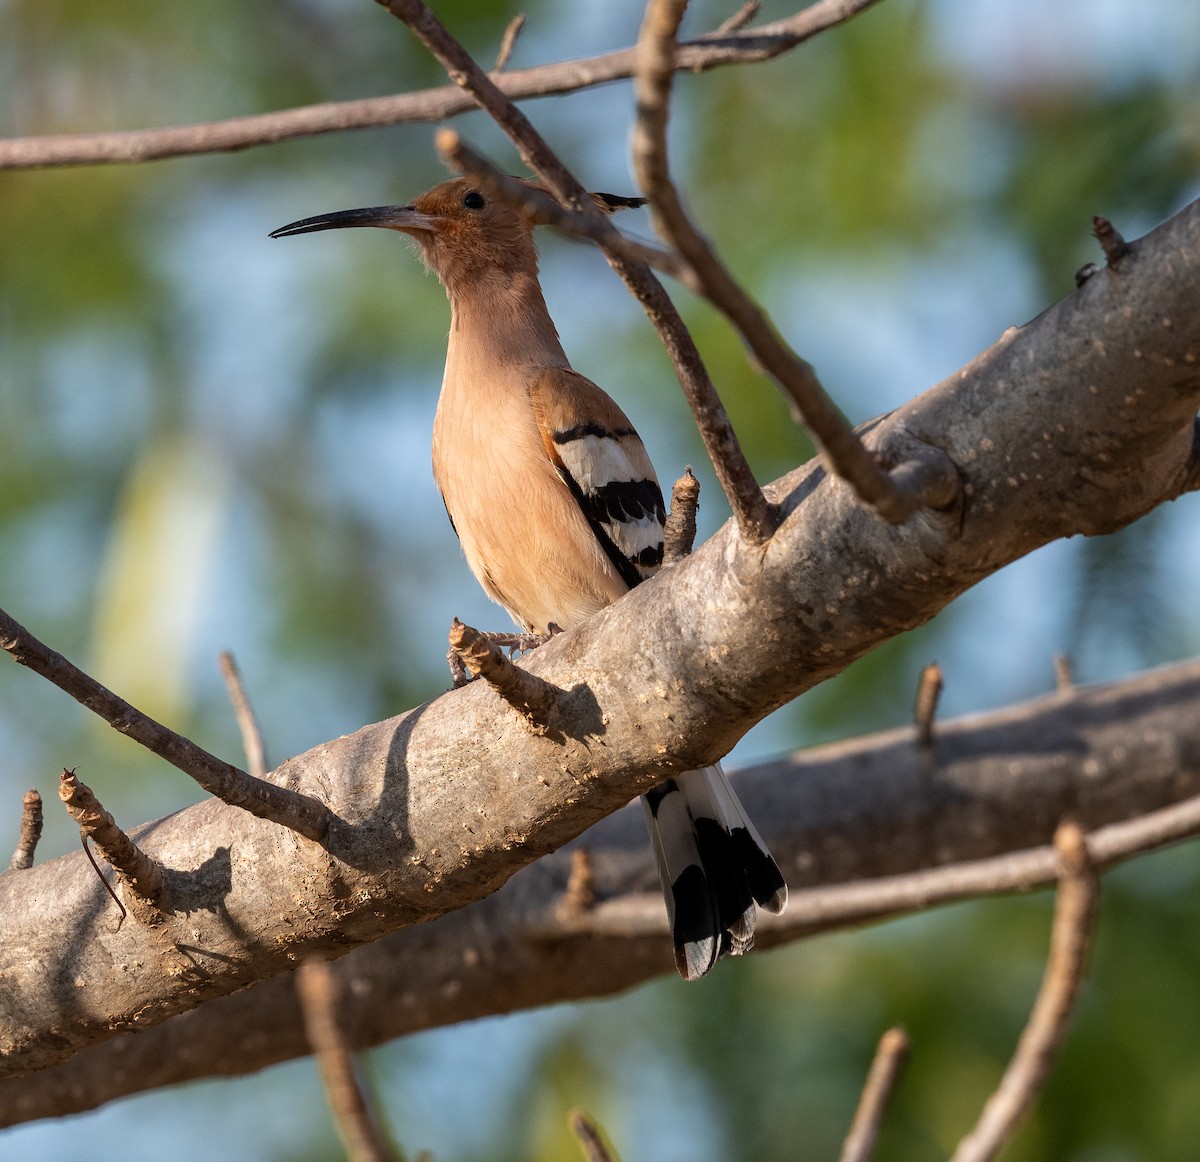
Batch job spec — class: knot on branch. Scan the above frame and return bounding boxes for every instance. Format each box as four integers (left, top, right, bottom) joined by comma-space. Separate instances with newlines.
448, 618, 562, 733
1092, 215, 1130, 268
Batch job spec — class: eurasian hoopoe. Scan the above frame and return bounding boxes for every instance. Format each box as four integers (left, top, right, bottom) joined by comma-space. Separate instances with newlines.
271, 178, 787, 979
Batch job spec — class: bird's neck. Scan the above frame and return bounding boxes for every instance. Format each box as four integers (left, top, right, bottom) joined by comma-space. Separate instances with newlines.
443, 268, 570, 382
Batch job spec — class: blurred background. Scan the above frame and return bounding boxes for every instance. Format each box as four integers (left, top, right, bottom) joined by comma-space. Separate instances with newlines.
2, 0, 1200, 1158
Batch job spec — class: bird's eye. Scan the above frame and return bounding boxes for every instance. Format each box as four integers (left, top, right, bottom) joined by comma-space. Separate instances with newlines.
462, 191, 486, 210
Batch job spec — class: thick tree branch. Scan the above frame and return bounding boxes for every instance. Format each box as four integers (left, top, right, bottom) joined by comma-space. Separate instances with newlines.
0, 1, 885, 171
0, 197, 1197, 1096
4, 655, 1200, 1123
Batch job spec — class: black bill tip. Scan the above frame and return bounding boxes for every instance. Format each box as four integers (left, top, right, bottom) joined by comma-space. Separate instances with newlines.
269, 205, 420, 239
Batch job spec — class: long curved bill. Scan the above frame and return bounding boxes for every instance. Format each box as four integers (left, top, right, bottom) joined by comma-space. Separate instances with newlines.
269, 205, 437, 238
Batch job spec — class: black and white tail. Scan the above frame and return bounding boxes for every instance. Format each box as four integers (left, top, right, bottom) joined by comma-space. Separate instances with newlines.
642, 765, 788, 980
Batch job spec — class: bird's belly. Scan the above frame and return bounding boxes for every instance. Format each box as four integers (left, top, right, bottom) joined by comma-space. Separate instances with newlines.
434, 402, 627, 633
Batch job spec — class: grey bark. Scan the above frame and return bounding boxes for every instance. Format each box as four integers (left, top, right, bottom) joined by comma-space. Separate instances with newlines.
0, 197, 1198, 1095
4, 657, 1200, 1125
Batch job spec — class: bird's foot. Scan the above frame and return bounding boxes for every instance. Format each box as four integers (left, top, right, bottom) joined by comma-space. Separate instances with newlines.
446, 624, 562, 687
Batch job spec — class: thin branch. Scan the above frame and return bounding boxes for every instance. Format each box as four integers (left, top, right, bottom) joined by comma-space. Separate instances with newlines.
543, 775, 1176, 947
1093, 215, 1131, 267
1053, 654, 1074, 692
0, 2, 887, 171
716, 0, 762, 35
59, 769, 168, 925
913, 662, 943, 746
218, 651, 269, 780
559, 848, 597, 915
0, 607, 334, 843
382, 0, 777, 543
632, 0, 918, 525
951, 821, 1098, 1162
434, 129, 690, 281
8, 790, 43, 871
448, 618, 561, 731
839, 1027, 909, 1162
493, 14, 527, 72
297, 960, 401, 1162
662, 468, 701, 565
569, 1110, 616, 1162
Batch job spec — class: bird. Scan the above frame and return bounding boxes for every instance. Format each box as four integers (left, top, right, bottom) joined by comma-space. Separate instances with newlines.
271, 177, 787, 979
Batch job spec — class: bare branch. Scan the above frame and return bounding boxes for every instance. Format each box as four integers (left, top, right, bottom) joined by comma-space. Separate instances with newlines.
559, 848, 597, 915
383, 0, 777, 542
662, 468, 701, 565
0, 607, 333, 842
219, 650, 269, 780
297, 961, 400, 1162
7, 791, 43, 872
1093, 215, 1131, 267
839, 1027, 909, 1162
0, 2, 887, 171
1053, 654, 1074, 692
913, 662, 943, 746
448, 618, 561, 731
5, 655, 1200, 1119
59, 769, 168, 925
632, 0, 925, 525
493, 14, 527, 72
569, 1110, 617, 1162
716, 0, 762, 35
951, 821, 1098, 1162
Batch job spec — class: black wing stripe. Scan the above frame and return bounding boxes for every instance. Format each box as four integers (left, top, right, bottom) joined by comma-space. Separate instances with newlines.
587, 479, 667, 526
554, 422, 636, 444
555, 464, 649, 591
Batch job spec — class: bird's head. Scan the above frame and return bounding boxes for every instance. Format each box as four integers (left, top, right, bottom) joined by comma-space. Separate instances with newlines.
270, 176, 644, 291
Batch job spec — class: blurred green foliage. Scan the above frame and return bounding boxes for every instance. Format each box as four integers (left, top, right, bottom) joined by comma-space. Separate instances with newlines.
3, 0, 1200, 1159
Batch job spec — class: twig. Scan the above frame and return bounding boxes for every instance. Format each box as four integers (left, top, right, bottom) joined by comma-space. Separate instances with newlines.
951, 821, 1098, 1162
1092, 216, 1130, 267
569, 1110, 616, 1162
560, 848, 597, 915
662, 468, 700, 565
1053, 654, 1074, 692
0, 2, 887, 171
716, 0, 761, 35
381, 0, 777, 544
444, 622, 554, 688
434, 130, 689, 282
448, 619, 560, 730
493, 14, 526, 72
913, 662, 943, 747
219, 651, 269, 780
297, 960, 400, 1162
59, 769, 168, 925
632, 0, 916, 525
839, 1027, 909, 1162
8, 790, 44, 871
0, 607, 334, 842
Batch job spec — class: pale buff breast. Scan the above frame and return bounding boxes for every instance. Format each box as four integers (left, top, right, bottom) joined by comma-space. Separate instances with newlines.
432, 365, 629, 633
